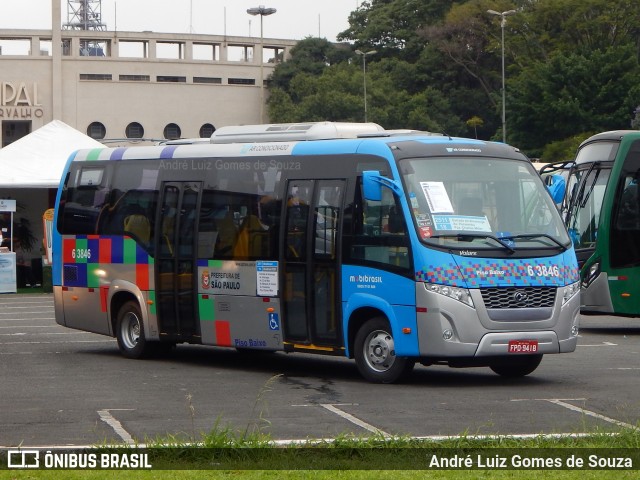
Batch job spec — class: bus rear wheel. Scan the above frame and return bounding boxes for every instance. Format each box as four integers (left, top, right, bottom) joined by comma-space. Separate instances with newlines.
354, 317, 415, 383
116, 301, 150, 359
489, 355, 543, 377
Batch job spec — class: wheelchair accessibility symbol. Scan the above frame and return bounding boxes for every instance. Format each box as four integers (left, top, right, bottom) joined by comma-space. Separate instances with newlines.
268, 313, 280, 331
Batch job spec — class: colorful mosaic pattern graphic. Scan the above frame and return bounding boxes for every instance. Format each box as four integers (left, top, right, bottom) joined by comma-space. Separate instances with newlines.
416, 257, 579, 288
197, 294, 232, 346
62, 235, 153, 288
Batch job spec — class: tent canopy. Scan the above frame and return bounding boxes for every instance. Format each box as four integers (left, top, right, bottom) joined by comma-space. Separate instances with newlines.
0, 120, 104, 188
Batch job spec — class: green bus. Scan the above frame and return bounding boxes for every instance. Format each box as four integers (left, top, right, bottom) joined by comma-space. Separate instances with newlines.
543, 130, 640, 317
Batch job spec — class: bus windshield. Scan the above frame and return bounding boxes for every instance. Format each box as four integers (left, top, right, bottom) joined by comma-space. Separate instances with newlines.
399, 156, 570, 251
564, 164, 611, 250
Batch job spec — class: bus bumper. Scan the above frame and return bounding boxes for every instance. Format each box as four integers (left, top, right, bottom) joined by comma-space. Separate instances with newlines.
416, 283, 580, 358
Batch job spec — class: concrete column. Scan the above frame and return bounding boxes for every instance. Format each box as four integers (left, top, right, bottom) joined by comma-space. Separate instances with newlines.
51, 0, 63, 119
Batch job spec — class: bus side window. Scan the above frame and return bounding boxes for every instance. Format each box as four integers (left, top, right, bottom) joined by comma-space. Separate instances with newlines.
349, 181, 411, 270
615, 178, 639, 230
198, 191, 280, 260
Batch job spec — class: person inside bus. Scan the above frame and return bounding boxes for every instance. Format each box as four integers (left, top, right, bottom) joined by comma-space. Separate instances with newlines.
214, 210, 238, 258
233, 209, 269, 259
123, 204, 151, 247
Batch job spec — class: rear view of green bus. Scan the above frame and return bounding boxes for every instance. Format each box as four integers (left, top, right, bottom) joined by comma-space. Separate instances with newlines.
562, 130, 640, 316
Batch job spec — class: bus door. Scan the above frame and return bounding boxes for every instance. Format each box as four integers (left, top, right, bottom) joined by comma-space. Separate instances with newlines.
282, 179, 345, 347
156, 181, 202, 340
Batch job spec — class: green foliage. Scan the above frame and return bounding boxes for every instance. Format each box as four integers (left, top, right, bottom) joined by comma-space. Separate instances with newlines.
540, 133, 594, 163
337, 0, 456, 61
267, 0, 640, 156
508, 45, 640, 150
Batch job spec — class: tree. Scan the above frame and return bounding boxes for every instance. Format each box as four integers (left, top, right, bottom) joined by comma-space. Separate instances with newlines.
508, 45, 640, 153
268, 37, 350, 92
338, 0, 456, 61
466, 116, 484, 138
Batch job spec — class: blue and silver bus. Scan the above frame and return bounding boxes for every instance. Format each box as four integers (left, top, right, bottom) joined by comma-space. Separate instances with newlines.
53, 122, 580, 383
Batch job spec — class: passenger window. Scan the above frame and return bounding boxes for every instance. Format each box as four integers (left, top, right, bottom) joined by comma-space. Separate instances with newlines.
350, 181, 411, 271
197, 190, 281, 260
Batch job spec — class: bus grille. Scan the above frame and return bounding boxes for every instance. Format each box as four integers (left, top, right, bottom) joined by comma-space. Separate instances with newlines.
480, 287, 556, 309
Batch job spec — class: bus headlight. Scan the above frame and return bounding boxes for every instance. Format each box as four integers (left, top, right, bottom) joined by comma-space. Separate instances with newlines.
425, 283, 474, 308
563, 281, 580, 304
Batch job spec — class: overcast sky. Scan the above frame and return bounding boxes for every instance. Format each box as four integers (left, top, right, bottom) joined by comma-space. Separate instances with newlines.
0, 0, 359, 42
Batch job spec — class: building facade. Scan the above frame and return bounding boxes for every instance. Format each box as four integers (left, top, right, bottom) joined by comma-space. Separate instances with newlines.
0, 27, 296, 147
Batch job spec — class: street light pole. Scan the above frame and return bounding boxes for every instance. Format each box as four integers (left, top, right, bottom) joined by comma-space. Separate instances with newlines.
487, 9, 516, 143
247, 5, 277, 124
355, 49, 376, 122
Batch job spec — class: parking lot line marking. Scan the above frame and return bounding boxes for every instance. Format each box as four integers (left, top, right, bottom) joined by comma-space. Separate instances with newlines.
0, 325, 61, 329
0, 306, 54, 309
0, 332, 94, 336
1, 339, 114, 345
545, 399, 637, 429
97, 409, 136, 445
578, 342, 617, 347
513, 398, 637, 430
320, 403, 390, 437
0, 313, 55, 322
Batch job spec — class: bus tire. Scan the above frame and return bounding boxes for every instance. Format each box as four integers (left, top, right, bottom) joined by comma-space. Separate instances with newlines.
116, 301, 150, 359
489, 354, 543, 377
354, 317, 415, 383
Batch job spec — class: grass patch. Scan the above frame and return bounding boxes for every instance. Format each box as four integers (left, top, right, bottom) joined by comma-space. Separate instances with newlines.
2, 427, 639, 479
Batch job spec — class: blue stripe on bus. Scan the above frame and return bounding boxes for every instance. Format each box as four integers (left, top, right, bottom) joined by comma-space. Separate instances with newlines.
161, 145, 179, 159
110, 147, 127, 161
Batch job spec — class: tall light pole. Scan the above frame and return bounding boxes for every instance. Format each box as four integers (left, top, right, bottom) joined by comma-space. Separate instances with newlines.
247, 5, 277, 124
487, 9, 516, 143
355, 49, 376, 122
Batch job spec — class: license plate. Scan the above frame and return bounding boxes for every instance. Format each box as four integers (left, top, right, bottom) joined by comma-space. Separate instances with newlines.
508, 340, 538, 354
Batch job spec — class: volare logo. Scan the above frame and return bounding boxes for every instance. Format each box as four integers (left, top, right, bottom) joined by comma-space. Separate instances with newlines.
459, 250, 477, 256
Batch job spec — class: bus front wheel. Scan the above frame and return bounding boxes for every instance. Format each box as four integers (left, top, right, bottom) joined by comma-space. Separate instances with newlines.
116, 301, 150, 359
354, 317, 415, 383
489, 355, 543, 377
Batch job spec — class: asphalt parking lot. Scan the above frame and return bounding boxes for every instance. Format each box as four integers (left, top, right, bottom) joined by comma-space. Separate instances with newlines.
1, 293, 639, 447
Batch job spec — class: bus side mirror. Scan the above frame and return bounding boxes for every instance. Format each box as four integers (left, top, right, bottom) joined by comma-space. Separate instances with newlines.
546, 174, 566, 204
363, 171, 382, 201
363, 170, 404, 201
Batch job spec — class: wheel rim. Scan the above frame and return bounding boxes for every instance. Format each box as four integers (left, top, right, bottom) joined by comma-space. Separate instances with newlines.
121, 312, 141, 350
363, 329, 396, 372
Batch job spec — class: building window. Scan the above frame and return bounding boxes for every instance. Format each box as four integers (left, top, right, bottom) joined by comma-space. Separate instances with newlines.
193, 77, 222, 84
228, 78, 256, 85
199, 124, 215, 138
87, 122, 106, 140
163, 123, 181, 140
119, 74, 150, 82
79, 73, 112, 81
125, 122, 144, 139
157, 76, 186, 83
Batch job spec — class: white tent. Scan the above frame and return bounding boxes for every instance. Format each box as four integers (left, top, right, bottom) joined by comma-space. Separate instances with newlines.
0, 120, 104, 188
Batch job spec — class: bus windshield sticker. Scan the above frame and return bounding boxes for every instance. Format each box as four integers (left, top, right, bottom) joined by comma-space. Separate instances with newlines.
409, 192, 419, 210
420, 181, 454, 213
432, 214, 492, 232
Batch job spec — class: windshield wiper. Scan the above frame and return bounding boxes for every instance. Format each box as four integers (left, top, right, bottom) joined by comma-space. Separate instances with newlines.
429, 233, 515, 253
500, 234, 567, 250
